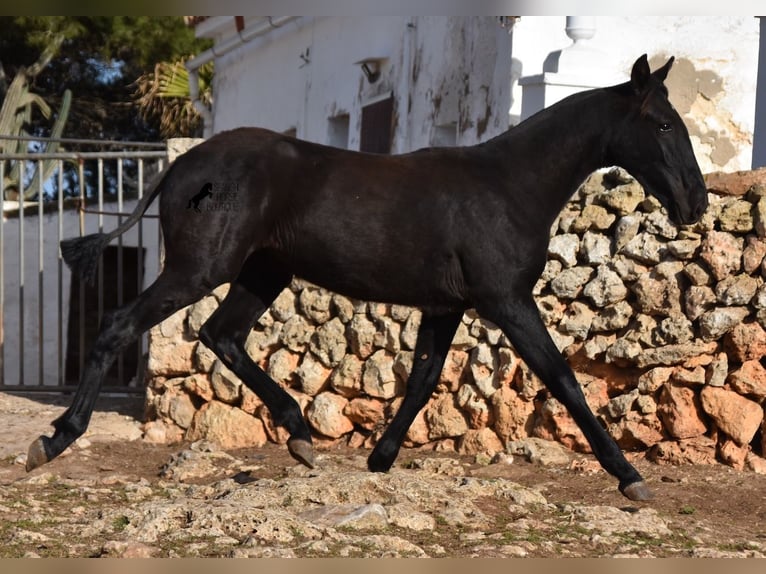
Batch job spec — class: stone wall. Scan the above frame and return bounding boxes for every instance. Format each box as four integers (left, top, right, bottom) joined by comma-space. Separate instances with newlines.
143, 167, 766, 473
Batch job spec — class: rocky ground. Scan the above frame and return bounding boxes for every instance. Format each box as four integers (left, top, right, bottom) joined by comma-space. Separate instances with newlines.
1, 392, 766, 558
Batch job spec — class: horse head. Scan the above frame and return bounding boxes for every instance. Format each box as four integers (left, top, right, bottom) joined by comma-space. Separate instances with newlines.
607, 54, 708, 225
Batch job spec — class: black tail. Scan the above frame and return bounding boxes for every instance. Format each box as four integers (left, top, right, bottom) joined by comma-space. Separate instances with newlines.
60, 165, 171, 285
60, 233, 111, 286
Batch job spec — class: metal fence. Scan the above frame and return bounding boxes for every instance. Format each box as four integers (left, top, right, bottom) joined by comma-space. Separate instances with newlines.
0, 141, 167, 393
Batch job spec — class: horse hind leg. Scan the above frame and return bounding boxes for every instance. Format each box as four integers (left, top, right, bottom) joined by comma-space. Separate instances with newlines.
198, 252, 315, 468
26, 269, 212, 471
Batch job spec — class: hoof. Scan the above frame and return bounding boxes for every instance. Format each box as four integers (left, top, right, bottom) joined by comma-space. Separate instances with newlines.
621, 480, 654, 501
287, 439, 315, 469
26, 436, 50, 472
367, 451, 394, 473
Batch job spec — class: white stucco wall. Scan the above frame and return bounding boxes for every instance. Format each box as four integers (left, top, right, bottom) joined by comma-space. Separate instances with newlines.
208, 16, 512, 152
202, 15, 760, 172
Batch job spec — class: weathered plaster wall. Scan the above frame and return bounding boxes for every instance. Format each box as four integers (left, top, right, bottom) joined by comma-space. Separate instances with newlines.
210, 17, 511, 152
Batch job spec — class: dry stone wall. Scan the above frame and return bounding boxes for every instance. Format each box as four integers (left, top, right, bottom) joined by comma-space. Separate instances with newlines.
144, 167, 766, 474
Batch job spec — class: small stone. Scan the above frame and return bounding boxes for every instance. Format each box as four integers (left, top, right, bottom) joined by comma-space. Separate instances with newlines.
457, 428, 504, 456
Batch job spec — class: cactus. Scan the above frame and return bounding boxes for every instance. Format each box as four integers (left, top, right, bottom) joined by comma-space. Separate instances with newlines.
0, 66, 71, 200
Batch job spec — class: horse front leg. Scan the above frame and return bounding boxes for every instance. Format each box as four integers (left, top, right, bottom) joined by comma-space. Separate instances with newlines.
368, 311, 463, 472
479, 294, 652, 502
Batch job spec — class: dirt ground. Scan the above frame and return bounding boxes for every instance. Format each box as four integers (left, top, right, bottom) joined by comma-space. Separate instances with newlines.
1, 391, 766, 557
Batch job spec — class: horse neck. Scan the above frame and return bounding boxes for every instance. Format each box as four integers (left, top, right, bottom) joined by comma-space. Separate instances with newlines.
487, 88, 617, 210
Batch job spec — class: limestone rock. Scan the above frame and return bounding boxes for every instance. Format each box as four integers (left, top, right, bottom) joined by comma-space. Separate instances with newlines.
705, 167, 766, 196
298, 287, 333, 324
266, 348, 300, 385
698, 307, 750, 341
657, 383, 707, 439
344, 397, 386, 431
700, 385, 763, 446
210, 360, 241, 404
621, 232, 666, 265
571, 204, 616, 233
728, 360, 766, 400
490, 385, 534, 442
583, 265, 627, 307
426, 393, 469, 440
718, 198, 754, 233
548, 233, 580, 268
186, 401, 267, 449
715, 274, 759, 306
550, 266, 594, 299
633, 341, 718, 368
684, 285, 716, 321
309, 317, 347, 367
647, 436, 717, 466
362, 350, 399, 399
330, 354, 364, 397
295, 352, 332, 396
279, 315, 314, 352
456, 384, 491, 428
507, 437, 571, 466
580, 231, 612, 265
348, 314, 377, 358
724, 322, 766, 362
182, 373, 214, 402
187, 295, 219, 337
457, 428, 504, 456
307, 392, 354, 438
699, 231, 742, 280
742, 235, 766, 273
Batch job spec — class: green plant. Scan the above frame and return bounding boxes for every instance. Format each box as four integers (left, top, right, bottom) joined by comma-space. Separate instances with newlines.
133, 58, 213, 138
0, 66, 71, 200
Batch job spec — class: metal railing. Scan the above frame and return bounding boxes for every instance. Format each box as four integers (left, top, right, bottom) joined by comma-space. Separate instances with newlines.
0, 145, 167, 393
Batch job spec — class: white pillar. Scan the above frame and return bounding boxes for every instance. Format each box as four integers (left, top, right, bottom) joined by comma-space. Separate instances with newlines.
518, 16, 622, 121
753, 17, 766, 169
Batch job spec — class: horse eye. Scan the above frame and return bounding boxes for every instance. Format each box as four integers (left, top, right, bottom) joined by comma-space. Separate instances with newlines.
658, 123, 673, 133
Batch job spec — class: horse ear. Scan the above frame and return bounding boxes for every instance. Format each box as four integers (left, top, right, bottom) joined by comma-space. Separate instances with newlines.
653, 56, 675, 83
630, 54, 651, 94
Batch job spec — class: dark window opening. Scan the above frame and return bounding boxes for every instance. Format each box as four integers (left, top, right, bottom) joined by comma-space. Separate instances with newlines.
360, 94, 394, 154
